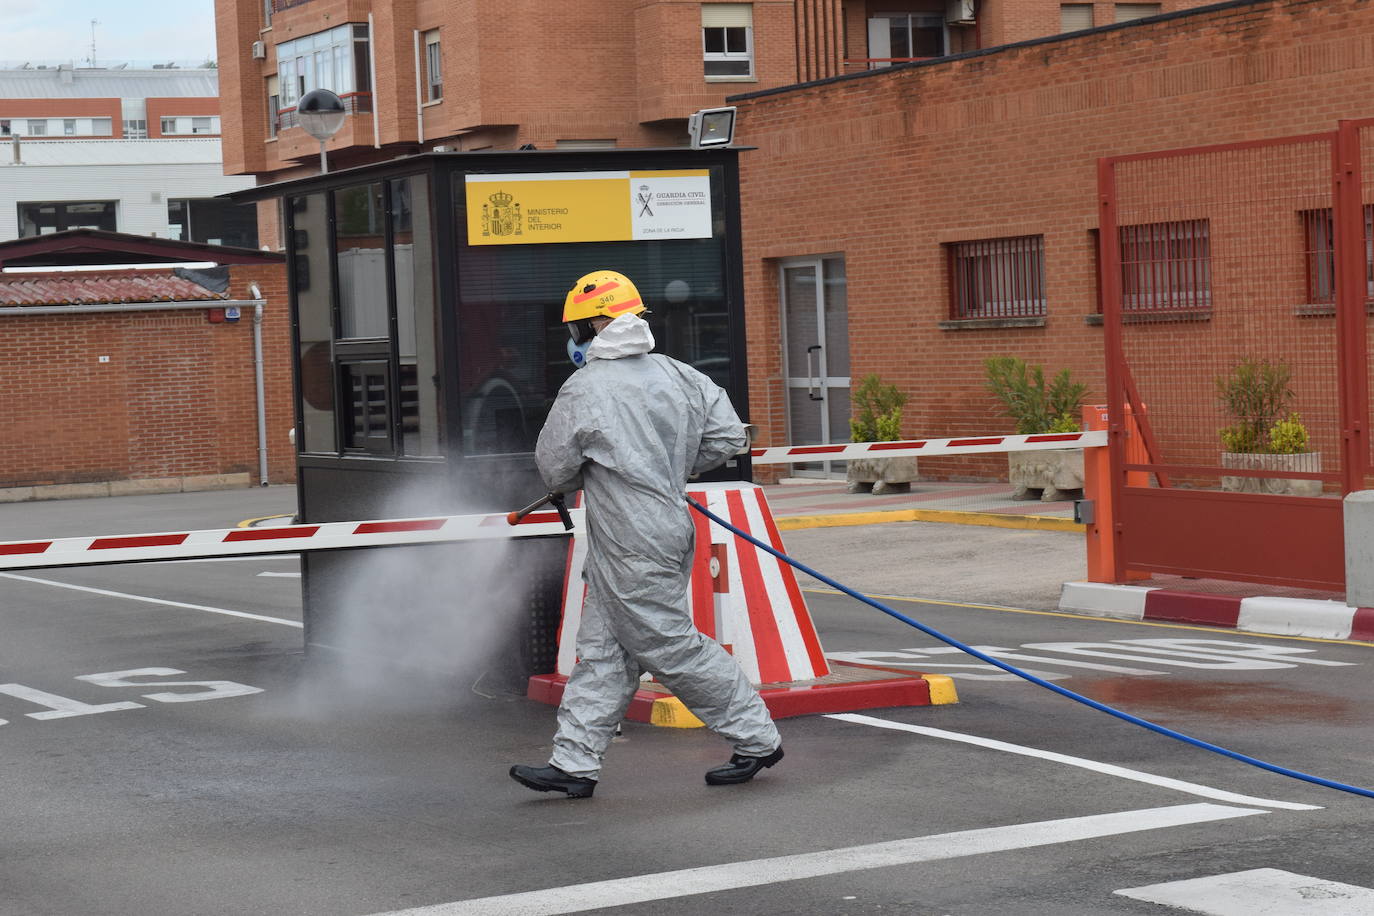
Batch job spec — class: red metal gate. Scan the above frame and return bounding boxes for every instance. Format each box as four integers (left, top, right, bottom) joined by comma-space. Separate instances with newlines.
1096, 121, 1372, 591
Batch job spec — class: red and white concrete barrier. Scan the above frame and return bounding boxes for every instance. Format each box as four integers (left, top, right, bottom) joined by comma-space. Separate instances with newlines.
0, 509, 584, 571
1060, 581, 1374, 642
749, 431, 1106, 465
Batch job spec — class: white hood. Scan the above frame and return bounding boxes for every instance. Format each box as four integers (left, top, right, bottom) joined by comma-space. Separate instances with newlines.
585, 312, 655, 362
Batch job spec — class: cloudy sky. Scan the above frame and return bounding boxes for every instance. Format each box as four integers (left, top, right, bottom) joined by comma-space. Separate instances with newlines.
0, 0, 217, 65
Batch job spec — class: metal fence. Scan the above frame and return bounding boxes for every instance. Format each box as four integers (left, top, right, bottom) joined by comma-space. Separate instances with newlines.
1097, 122, 1372, 590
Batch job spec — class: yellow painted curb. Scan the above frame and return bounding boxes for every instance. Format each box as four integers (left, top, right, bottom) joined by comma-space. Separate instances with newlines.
920, 673, 959, 705
649, 696, 706, 728
775, 508, 1082, 533
237, 513, 294, 529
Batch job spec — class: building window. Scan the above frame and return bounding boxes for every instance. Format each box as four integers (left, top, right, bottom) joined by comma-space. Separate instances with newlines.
948, 235, 1046, 319
1300, 206, 1374, 305
266, 75, 281, 139
63, 119, 76, 136
276, 23, 371, 112
90, 118, 112, 136
167, 198, 260, 249
867, 12, 945, 68
27, 120, 46, 136
123, 119, 147, 138
1119, 219, 1210, 311
18, 201, 117, 236
159, 116, 222, 135
1115, 3, 1162, 22
1061, 4, 1094, 32
0, 120, 10, 136
702, 4, 754, 79
424, 30, 442, 102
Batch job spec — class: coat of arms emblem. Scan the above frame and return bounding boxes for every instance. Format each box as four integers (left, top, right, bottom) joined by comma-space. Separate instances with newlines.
481, 190, 522, 237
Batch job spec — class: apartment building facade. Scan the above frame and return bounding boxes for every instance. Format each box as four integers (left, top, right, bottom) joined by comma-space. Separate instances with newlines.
0, 66, 256, 245
216, 0, 1214, 196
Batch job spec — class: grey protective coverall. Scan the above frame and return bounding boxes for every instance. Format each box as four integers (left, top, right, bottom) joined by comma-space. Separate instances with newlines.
535, 313, 781, 779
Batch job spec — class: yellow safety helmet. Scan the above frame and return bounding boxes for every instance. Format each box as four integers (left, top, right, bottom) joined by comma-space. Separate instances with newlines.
562, 270, 647, 344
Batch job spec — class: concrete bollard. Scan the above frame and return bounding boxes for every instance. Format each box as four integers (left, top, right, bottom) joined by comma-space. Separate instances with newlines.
1344, 490, 1374, 608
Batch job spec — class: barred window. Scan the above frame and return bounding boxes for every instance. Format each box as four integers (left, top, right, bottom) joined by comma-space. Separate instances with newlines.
947, 235, 1046, 319
1119, 219, 1210, 311
1300, 206, 1374, 304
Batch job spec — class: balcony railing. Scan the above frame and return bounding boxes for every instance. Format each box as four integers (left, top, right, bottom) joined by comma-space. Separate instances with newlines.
273, 0, 313, 11
277, 92, 373, 131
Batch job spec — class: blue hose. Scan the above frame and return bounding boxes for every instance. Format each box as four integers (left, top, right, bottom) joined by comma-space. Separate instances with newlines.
686, 496, 1374, 802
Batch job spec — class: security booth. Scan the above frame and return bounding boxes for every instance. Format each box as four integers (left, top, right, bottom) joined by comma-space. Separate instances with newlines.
231, 148, 752, 682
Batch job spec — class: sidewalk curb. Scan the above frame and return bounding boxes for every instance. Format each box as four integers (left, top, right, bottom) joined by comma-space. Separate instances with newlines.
776, 508, 1082, 533
1059, 581, 1374, 642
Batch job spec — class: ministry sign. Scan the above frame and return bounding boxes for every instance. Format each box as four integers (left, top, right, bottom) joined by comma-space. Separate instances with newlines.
465, 170, 713, 245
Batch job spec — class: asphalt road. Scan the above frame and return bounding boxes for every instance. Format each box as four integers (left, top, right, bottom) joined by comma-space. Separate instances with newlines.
1, 488, 1372, 915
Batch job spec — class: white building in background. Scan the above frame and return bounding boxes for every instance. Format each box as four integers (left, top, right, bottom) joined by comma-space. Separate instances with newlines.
0, 66, 257, 246
0, 137, 255, 244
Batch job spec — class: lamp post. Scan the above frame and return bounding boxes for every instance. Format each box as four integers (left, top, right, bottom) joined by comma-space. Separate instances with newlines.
297, 88, 346, 174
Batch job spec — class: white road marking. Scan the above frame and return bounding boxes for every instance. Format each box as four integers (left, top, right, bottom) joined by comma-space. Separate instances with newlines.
366, 804, 1265, 916
0, 572, 303, 629
257, 571, 302, 578
828, 713, 1321, 812
1116, 868, 1374, 913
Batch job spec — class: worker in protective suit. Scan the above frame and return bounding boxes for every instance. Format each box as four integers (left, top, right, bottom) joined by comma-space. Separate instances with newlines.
510, 270, 782, 799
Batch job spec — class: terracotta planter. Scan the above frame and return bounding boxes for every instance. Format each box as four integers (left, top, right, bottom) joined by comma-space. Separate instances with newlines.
846, 456, 920, 494
1220, 451, 1322, 497
1008, 449, 1085, 501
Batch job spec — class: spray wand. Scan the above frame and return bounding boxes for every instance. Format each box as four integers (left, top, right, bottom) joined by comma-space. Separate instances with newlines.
507, 491, 574, 530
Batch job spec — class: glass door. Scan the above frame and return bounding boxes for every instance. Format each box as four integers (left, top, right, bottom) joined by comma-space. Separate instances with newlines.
780, 257, 851, 477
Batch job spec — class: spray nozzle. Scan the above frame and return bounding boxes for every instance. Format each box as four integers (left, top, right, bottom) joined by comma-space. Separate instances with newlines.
507, 491, 573, 530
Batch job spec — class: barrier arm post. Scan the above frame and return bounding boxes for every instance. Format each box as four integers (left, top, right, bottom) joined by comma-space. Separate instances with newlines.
1082, 405, 1115, 583
1083, 403, 1150, 582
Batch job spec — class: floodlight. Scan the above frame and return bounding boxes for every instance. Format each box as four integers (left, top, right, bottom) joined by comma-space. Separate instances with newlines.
688, 107, 736, 149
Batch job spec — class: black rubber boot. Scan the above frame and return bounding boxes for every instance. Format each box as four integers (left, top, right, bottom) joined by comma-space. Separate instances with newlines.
509, 764, 597, 799
704, 746, 784, 786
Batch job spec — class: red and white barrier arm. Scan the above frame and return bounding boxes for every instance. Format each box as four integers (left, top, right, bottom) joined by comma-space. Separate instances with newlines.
748, 430, 1107, 465
0, 509, 584, 572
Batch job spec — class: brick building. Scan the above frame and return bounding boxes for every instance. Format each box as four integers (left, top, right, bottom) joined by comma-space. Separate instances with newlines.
728, 0, 1374, 477
0, 231, 293, 498
215, 0, 1217, 244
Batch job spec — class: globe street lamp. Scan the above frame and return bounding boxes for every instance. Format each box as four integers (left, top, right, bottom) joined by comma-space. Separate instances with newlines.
297, 88, 346, 174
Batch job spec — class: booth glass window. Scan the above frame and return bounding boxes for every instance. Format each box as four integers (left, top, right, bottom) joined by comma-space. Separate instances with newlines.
453, 166, 733, 456
290, 192, 337, 454
391, 175, 443, 456
289, 177, 441, 459
334, 183, 388, 339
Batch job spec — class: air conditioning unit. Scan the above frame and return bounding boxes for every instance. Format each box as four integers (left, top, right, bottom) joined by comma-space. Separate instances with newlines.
945, 0, 975, 24
251, 40, 266, 60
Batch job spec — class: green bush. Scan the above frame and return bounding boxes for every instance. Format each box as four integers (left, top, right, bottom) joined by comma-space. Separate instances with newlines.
1268, 412, 1310, 455
984, 357, 1087, 434
850, 374, 907, 442
1216, 358, 1305, 454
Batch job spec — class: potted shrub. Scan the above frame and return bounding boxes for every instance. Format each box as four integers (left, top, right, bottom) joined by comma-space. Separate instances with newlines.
846, 374, 916, 494
984, 356, 1089, 501
1217, 358, 1321, 496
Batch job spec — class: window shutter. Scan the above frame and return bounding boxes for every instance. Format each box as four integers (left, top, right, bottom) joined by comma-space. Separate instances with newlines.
702, 3, 753, 28
1114, 3, 1162, 23
1060, 4, 1094, 32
